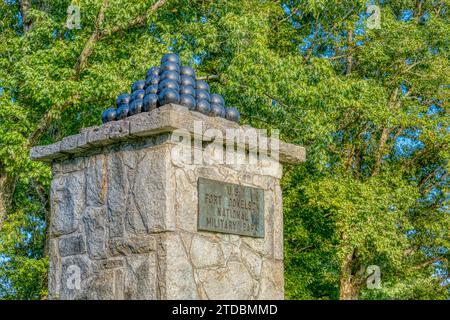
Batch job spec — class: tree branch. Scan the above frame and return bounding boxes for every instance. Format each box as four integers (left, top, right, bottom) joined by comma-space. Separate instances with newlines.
97, 0, 168, 40
412, 256, 447, 270
19, 0, 32, 32
419, 165, 443, 189
345, 29, 353, 75
303, 14, 320, 64
197, 75, 220, 81
74, 0, 109, 75
27, 0, 169, 146
372, 127, 390, 176
28, 95, 81, 146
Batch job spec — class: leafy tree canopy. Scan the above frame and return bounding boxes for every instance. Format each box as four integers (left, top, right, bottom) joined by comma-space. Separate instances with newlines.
0, 0, 448, 299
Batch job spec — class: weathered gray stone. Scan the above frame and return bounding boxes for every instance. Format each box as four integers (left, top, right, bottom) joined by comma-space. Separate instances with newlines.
273, 184, 284, 260
106, 151, 128, 238
85, 269, 116, 300
86, 154, 107, 207
174, 168, 197, 232
59, 235, 86, 257
60, 133, 89, 154
30, 104, 305, 164
61, 157, 85, 173
162, 233, 198, 299
197, 262, 255, 300
60, 255, 92, 300
190, 236, 224, 268
77, 130, 88, 147
258, 259, 284, 300
128, 104, 182, 137
125, 145, 174, 234
48, 239, 61, 299
30, 141, 61, 161
100, 258, 125, 269
220, 239, 242, 264
240, 245, 262, 279
86, 124, 111, 147
60, 134, 79, 154
51, 171, 85, 236
108, 119, 130, 140
124, 254, 157, 300
109, 236, 156, 256
35, 103, 305, 300
83, 207, 107, 259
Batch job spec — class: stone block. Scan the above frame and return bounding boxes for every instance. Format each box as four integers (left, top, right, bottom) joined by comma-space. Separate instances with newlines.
108, 120, 130, 140
86, 154, 107, 207
30, 141, 62, 161
124, 254, 157, 300
258, 259, 284, 300
109, 236, 156, 256
162, 233, 198, 300
83, 207, 108, 259
50, 171, 85, 236
59, 234, 86, 257
190, 235, 224, 269
196, 262, 255, 300
60, 255, 92, 300
86, 124, 111, 147
61, 157, 85, 173
33, 104, 305, 300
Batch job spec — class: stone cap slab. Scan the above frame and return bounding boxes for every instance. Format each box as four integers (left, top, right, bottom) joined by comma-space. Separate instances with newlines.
30, 104, 306, 164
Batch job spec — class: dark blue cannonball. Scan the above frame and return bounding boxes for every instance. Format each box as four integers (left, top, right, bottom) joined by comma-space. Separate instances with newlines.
180, 75, 195, 87
160, 61, 180, 73
180, 66, 196, 78
180, 85, 195, 96
160, 70, 180, 83
131, 80, 145, 92
132, 89, 145, 101
145, 84, 158, 95
196, 89, 210, 101
225, 107, 240, 123
145, 75, 159, 87
129, 99, 144, 115
158, 88, 180, 106
117, 104, 130, 119
179, 94, 196, 110
158, 79, 180, 91
143, 94, 158, 112
209, 103, 226, 117
196, 80, 210, 92
146, 66, 160, 77
210, 94, 225, 106
195, 99, 211, 115
161, 53, 180, 65
102, 107, 117, 123
116, 93, 131, 106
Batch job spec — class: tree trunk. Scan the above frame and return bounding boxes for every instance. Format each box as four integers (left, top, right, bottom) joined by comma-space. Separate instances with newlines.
339, 249, 360, 300
0, 169, 15, 228
372, 127, 389, 176
20, 0, 32, 32
346, 30, 353, 75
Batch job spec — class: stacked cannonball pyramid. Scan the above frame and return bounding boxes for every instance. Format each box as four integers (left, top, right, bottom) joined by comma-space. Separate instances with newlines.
102, 53, 240, 124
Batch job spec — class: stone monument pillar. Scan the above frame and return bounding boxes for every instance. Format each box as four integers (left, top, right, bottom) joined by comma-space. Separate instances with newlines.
30, 104, 305, 300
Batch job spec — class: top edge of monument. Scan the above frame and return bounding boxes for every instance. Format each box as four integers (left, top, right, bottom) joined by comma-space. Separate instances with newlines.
29, 104, 306, 164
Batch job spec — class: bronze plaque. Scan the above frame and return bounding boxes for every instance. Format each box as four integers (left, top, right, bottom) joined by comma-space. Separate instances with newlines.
197, 177, 264, 238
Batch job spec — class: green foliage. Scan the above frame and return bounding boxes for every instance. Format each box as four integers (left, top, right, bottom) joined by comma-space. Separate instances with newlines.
0, 0, 448, 299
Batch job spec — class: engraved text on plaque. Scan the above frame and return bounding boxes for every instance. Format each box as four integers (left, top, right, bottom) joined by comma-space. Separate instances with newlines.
198, 178, 265, 238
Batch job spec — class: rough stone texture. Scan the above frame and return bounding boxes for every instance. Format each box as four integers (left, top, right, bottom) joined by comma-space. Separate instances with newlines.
83, 207, 108, 259
50, 170, 85, 236
34, 106, 306, 300
59, 234, 86, 257
30, 104, 306, 164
